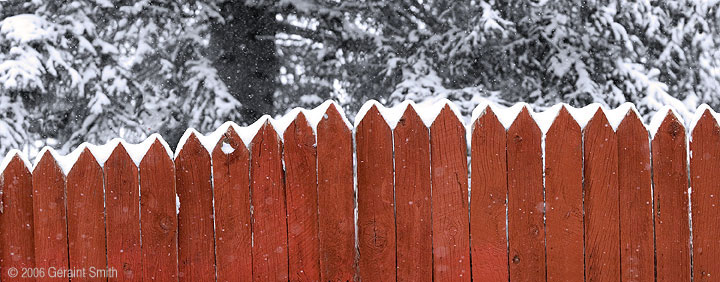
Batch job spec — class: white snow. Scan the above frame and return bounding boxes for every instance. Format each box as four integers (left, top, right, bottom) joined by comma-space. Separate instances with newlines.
220, 142, 235, 154
470, 102, 647, 134
174, 128, 221, 159
565, 103, 602, 130
31, 134, 172, 175
305, 100, 353, 130
531, 104, 563, 134
354, 100, 416, 129
173, 100, 353, 158
0, 14, 54, 43
413, 98, 465, 127
606, 102, 643, 131
470, 102, 526, 130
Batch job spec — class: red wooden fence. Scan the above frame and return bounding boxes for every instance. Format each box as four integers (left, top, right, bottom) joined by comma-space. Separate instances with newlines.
0, 101, 716, 281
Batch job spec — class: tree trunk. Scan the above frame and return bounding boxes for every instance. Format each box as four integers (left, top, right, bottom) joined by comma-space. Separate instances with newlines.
210, 2, 278, 122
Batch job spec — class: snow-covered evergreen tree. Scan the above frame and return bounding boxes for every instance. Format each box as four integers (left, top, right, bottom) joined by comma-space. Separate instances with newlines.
0, 0, 240, 156
275, 0, 720, 122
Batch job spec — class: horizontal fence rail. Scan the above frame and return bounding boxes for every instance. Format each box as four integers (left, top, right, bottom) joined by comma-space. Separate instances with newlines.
0, 100, 718, 281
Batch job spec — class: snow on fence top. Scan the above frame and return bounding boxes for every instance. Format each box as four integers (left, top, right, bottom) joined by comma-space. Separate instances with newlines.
2, 100, 720, 176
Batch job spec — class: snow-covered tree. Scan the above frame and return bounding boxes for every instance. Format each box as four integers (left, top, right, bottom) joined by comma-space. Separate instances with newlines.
275, 0, 720, 122
0, 0, 240, 155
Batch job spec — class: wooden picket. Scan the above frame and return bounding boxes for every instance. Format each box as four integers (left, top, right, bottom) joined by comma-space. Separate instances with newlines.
652, 112, 691, 281
105, 144, 141, 281
66, 149, 107, 282
690, 110, 720, 281
506, 107, 545, 281
584, 109, 621, 281
251, 122, 289, 281
616, 110, 653, 282
32, 151, 69, 281
394, 105, 432, 281
0, 155, 35, 281
176, 134, 216, 280
316, 104, 355, 281
430, 105, 471, 281
470, 107, 508, 281
544, 106, 583, 281
356, 105, 396, 281
283, 112, 321, 281
211, 126, 253, 282
139, 140, 178, 280
5, 101, 720, 282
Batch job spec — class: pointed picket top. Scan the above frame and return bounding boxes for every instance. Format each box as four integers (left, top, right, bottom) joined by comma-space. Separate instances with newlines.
508, 106, 541, 136
584, 107, 613, 134
649, 107, 683, 138
283, 111, 316, 145
395, 103, 426, 130
616, 107, 648, 137
691, 106, 720, 139
471, 105, 505, 138
68, 148, 102, 176
430, 103, 464, 129
176, 132, 211, 161
357, 104, 392, 133
251, 120, 282, 149
106, 142, 134, 167
1, 153, 32, 180
318, 102, 352, 135
33, 149, 64, 177
651, 108, 685, 141
547, 106, 581, 136
312, 101, 353, 130
212, 125, 249, 158
140, 138, 174, 167
606, 102, 643, 131
0, 149, 31, 177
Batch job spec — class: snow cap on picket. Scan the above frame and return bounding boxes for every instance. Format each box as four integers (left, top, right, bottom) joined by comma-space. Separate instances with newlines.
649, 106, 684, 138
606, 102, 644, 131
471, 102, 527, 130
689, 104, 720, 135
355, 100, 419, 129
412, 98, 464, 127
0, 149, 31, 176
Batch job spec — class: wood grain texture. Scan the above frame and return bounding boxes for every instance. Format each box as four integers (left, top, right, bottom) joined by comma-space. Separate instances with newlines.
429, 105, 471, 281
356, 105, 396, 281
584, 109, 620, 282
139, 139, 178, 280
175, 134, 216, 280
690, 110, 720, 281
469, 107, 508, 281
652, 112, 691, 282
283, 112, 321, 282
32, 151, 69, 281
66, 149, 107, 281
544, 106, 583, 281
105, 144, 141, 281
251, 122, 289, 281
212, 127, 253, 282
616, 110, 654, 282
393, 105, 432, 282
317, 104, 356, 282
506, 107, 546, 282
0, 155, 35, 281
